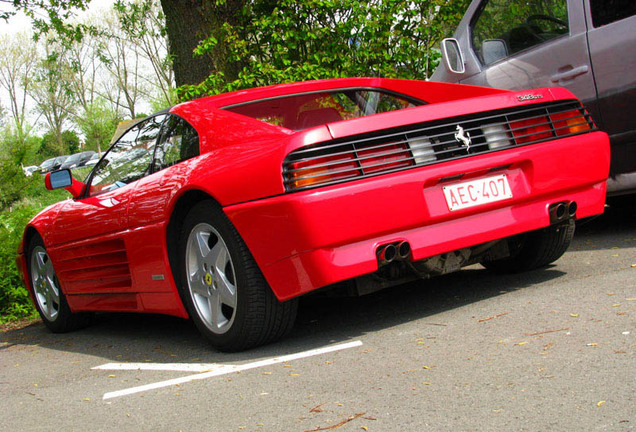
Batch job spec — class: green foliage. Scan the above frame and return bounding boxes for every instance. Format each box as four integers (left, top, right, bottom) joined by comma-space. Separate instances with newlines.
0, 183, 68, 323
180, 0, 470, 99
38, 130, 80, 157
76, 100, 121, 155
0, 132, 39, 211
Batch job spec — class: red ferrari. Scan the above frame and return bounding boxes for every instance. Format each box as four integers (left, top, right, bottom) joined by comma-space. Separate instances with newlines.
16, 78, 609, 351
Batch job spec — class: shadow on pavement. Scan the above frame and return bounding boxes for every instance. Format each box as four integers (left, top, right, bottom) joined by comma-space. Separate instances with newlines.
2, 195, 632, 364
1, 266, 563, 364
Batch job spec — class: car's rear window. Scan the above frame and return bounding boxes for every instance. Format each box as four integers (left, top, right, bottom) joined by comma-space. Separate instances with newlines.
223, 89, 424, 131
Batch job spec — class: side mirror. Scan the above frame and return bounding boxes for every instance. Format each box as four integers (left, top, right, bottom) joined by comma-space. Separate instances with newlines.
45, 169, 84, 198
45, 169, 72, 189
482, 39, 508, 65
441, 38, 466, 74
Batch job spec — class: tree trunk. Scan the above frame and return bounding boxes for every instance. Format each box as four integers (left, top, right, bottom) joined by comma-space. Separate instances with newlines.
159, 0, 247, 88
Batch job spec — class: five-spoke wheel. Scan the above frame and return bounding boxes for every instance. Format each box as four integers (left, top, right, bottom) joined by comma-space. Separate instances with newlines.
179, 201, 298, 352
185, 223, 238, 335
30, 245, 61, 322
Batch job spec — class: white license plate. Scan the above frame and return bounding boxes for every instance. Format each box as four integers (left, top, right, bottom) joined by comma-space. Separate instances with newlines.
443, 174, 513, 211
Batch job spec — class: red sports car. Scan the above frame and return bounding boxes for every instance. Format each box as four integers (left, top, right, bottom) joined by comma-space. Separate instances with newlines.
16, 78, 609, 351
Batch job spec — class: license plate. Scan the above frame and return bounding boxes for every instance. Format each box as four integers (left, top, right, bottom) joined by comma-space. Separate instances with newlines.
443, 174, 512, 211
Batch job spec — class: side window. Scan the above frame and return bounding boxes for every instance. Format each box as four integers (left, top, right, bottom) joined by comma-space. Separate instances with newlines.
152, 115, 200, 172
471, 0, 569, 65
590, 0, 636, 27
88, 115, 167, 196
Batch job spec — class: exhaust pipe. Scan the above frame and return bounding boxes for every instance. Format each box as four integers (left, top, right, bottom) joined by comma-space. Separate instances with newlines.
378, 243, 397, 265
549, 200, 577, 224
397, 241, 411, 260
568, 201, 577, 218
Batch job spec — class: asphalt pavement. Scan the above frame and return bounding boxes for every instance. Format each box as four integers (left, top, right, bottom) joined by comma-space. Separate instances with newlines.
1, 199, 634, 431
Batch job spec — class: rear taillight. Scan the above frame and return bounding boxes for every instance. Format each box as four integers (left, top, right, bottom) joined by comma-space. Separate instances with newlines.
551, 109, 592, 136
286, 154, 360, 190
510, 108, 593, 145
510, 116, 552, 145
285, 143, 414, 191
357, 143, 412, 174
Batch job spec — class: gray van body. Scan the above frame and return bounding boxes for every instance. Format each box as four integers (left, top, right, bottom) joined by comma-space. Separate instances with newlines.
432, 0, 636, 195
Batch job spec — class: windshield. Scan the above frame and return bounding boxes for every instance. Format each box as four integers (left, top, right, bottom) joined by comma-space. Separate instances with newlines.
223, 88, 424, 131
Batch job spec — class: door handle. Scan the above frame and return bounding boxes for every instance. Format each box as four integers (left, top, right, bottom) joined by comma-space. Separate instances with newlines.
551, 65, 589, 84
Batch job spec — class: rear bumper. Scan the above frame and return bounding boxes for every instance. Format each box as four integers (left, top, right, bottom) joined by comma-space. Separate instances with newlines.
225, 132, 610, 301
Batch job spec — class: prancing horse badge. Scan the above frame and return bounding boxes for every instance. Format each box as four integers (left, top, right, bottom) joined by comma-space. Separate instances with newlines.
454, 125, 471, 152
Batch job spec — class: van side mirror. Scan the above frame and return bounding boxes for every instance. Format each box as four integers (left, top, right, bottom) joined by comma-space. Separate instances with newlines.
45, 169, 84, 198
482, 39, 508, 65
441, 38, 466, 74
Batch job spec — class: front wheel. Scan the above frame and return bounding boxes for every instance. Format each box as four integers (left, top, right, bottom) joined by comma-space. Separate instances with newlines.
482, 220, 575, 273
178, 201, 298, 351
27, 234, 91, 332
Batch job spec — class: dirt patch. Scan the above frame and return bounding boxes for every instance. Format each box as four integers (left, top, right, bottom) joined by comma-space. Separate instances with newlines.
0, 318, 40, 333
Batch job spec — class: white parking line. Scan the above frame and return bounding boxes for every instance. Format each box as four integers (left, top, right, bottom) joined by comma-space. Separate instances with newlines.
97, 340, 363, 400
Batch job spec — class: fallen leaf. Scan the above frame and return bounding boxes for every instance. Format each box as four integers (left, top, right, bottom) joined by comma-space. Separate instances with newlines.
516, 341, 528, 346
478, 312, 508, 322
525, 328, 569, 337
570, 313, 579, 317
310, 404, 325, 413
612, 304, 622, 307
597, 401, 606, 407
108, 375, 116, 378
305, 412, 365, 431
361, 427, 368, 431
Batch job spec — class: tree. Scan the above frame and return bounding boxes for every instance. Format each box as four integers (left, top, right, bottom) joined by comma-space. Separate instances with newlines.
0, 32, 38, 143
76, 99, 121, 155
38, 129, 80, 157
31, 41, 76, 151
115, 0, 176, 109
180, 0, 471, 98
6, 0, 470, 96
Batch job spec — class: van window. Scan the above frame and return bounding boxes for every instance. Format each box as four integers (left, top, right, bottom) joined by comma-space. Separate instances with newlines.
471, 0, 569, 65
590, 0, 636, 27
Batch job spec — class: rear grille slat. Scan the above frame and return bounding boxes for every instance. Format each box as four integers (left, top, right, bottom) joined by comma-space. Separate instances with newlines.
283, 100, 597, 191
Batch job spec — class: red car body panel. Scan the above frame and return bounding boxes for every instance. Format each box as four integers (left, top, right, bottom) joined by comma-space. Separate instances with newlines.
16, 78, 610, 318
226, 133, 608, 300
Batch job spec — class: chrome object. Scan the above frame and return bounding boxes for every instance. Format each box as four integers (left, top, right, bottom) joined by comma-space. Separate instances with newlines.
185, 223, 237, 335
30, 246, 60, 321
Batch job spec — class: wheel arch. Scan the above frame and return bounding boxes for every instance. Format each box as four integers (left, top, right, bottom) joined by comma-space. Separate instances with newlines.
20, 225, 43, 297
165, 189, 222, 290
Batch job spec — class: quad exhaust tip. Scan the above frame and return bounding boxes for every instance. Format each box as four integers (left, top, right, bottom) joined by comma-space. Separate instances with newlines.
378, 241, 411, 266
549, 200, 577, 224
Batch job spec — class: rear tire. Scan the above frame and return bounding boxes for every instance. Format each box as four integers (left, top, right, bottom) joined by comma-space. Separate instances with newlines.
178, 200, 298, 352
27, 234, 92, 332
482, 220, 575, 273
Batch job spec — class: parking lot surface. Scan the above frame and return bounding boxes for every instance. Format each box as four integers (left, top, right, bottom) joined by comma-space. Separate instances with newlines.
1, 201, 634, 431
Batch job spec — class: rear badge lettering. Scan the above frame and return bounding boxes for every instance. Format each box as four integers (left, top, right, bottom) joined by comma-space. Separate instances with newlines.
517, 94, 543, 102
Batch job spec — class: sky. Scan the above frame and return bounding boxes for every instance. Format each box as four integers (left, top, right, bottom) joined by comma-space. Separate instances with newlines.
0, 0, 116, 36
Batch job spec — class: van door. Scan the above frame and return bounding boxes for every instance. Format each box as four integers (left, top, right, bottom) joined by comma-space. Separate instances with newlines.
458, 0, 598, 108
584, 0, 636, 178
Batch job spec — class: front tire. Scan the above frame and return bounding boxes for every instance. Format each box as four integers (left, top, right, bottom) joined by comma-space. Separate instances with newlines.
482, 220, 575, 273
178, 201, 298, 351
27, 234, 91, 332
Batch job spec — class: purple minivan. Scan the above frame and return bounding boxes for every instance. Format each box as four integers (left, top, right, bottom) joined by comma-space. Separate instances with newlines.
432, 0, 636, 196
